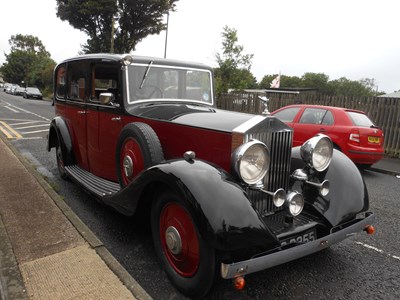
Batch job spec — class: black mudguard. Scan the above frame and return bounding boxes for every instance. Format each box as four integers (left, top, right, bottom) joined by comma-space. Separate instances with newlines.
290, 146, 369, 227
47, 117, 75, 166
105, 158, 280, 252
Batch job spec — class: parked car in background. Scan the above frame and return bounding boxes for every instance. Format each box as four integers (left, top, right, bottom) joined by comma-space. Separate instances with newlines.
14, 86, 26, 96
6, 85, 19, 94
271, 104, 384, 168
47, 54, 375, 298
23, 87, 43, 99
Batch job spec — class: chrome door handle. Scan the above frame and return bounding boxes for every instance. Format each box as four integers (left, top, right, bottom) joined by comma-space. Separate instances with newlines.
77, 110, 86, 114
111, 117, 121, 122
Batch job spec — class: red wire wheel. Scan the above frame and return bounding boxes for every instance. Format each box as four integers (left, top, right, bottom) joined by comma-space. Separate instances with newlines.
159, 202, 200, 277
151, 191, 215, 298
116, 123, 164, 188
56, 145, 68, 180
119, 137, 145, 186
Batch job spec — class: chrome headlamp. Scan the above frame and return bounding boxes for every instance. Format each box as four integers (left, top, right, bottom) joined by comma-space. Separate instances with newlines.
300, 134, 333, 172
287, 192, 304, 216
232, 140, 270, 185
122, 55, 133, 65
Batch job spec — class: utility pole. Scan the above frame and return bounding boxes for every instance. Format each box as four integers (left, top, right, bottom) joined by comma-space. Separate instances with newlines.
111, 14, 115, 53
164, 11, 169, 58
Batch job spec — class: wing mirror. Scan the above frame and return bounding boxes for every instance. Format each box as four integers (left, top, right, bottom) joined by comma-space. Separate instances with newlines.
99, 92, 119, 107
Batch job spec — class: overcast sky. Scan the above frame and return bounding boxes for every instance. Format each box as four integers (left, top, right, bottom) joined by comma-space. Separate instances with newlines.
1, 0, 399, 93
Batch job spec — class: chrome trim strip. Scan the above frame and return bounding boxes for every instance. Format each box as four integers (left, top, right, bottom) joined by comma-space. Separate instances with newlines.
125, 63, 214, 106
220, 212, 375, 279
232, 115, 266, 134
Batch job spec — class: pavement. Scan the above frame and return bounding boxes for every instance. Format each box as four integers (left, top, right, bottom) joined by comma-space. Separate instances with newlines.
0, 134, 399, 300
0, 134, 152, 299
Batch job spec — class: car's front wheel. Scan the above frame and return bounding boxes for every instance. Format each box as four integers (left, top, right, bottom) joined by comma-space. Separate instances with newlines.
151, 191, 216, 298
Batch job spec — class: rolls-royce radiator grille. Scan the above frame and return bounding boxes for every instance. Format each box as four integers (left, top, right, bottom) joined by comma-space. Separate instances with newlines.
246, 130, 293, 215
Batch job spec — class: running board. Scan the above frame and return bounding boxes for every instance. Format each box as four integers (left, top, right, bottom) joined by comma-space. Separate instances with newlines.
65, 165, 120, 198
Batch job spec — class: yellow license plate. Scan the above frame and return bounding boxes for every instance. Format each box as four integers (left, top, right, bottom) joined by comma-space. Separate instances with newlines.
368, 136, 380, 143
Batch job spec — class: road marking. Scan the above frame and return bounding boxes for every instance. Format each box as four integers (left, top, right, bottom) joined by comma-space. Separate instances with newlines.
20, 129, 49, 135
2, 101, 51, 122
15, 124, 50, 130
11, 121, 41, 126
0, 121, 23, 139
17, 137, 44, 140
355, 242, 400, 261
4, 106, 19, 113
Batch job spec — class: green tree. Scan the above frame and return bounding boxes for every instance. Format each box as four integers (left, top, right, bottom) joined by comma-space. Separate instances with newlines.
329, 77, 377, 97
56, 0, 178, 53
258, 75, 276, 89
259, 74, 303, 89
1, 34, 55, 92
214, 26, 254, 94
301, 72, 331, 94
257, 71, 383, 97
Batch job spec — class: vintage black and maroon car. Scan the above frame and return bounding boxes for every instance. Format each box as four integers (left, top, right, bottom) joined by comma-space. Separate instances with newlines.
47, 54, 375, 298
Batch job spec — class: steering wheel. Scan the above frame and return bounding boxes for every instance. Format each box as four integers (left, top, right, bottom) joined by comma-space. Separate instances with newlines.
135, 85, 163, 99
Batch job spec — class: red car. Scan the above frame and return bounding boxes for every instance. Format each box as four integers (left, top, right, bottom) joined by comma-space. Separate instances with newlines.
271, 104, 384, 167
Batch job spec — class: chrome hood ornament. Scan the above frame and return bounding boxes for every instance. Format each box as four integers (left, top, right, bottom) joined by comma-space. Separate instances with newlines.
258, 96, 270, 115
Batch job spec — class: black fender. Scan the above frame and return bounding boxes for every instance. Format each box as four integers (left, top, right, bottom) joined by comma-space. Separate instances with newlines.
290, 147, 369, 226
104, 158, 280, 252
47, 117, 75, 166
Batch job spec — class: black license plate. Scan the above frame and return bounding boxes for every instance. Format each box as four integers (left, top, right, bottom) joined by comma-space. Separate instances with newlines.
281, 229, 316, 246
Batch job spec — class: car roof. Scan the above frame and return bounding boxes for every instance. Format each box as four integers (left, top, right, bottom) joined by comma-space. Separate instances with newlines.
276, 104, 366, 115
57, 53, 213, 72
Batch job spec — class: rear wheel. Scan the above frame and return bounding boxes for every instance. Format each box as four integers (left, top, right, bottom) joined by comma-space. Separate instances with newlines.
151, 191, 215, 298
56, 145, 68, 180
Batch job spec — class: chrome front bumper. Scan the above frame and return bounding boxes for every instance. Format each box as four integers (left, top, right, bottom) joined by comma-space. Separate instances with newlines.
220, 212, 375, 279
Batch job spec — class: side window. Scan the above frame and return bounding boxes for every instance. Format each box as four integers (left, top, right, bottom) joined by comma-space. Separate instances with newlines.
299, 108, 327, 124
274, 107, 300, 122
67, 62, 88, 101
90, 63, 119, 103
321, 110, 334, 125
56, 65, 66, 98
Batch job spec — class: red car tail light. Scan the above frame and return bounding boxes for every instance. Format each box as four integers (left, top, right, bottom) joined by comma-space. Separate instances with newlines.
349, 130, 360, 145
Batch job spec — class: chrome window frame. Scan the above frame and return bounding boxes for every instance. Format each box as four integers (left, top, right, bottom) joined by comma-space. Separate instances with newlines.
125, 63, 214, 106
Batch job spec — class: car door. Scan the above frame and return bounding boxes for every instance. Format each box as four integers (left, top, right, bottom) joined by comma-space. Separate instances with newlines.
292, 107, 334, 146
64, 61, 90, 169
86, 62, 124, 181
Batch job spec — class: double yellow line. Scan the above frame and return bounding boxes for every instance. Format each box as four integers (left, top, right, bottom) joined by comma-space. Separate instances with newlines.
0, 121, 22, 139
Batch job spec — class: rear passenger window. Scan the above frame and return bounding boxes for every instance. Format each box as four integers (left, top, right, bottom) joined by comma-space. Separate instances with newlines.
56, 65, 66, 99
67, 62, 89, 101
321, 110, 334, 125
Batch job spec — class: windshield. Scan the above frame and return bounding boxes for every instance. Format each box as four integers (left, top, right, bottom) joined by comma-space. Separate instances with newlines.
126, 64, 213, 105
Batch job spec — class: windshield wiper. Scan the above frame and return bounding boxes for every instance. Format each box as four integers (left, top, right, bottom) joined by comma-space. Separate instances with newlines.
140, 60, 154, 89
